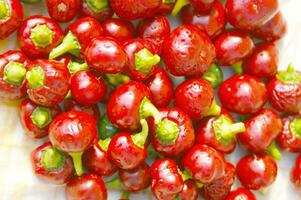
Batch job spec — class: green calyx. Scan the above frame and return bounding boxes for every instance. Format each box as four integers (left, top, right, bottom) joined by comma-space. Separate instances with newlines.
104, 73, 130, 88
213, 115, 246, 145
49, 31, 81, 59
106, 177, 123, 189
26, 66, 45, 89
203, 99, 221, 117
68, 151, 83, 176
155, 119, 180, 145
30, 107, 52, 128
86, 0, 108, 13
30, 25, 53, 48
67, 60, 89, 75
202, 64, 223, 88
181, 170, 191, 182
64, 90, 72, 99
40, 147, 66, 172
98, 114, 119, 140
290, 118, 301, 139
98, 138, 111, 152
276, 64, 301, 84
232, 61, 243, 74
266, 142, 282, 161
3, 62, 26, 86
163, 0, 176, 3
0, 1, 9, 20
139, 97, 161, 124
135, 48, 160, 73
172, 0, 189, 16
131, 119, 149, 149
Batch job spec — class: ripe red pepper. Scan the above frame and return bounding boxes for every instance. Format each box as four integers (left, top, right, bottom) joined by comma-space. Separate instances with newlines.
84, 37, 128, 74
156, 0, 175, 15
0, 50, 29, 101
226, 188, 256, 200
291, 155, 301, 190
226, 0, 279, 30
31, 142, 74, 184
219, 74, 268, 115
163, 25, 216, 76
243, 42, 279, 79
20, 98, 61, 139
64, 99, 100, 121
189, 0, 215, 12
237, 153, 278, 190
102, 18, 135, 42
0, 0, 23, 40
65, 174, 107, 200
137, 16, 171, 55
267, 65, 301, 114
150, 158, 184, 200
49, 110, 97, 176
181, 2, 226, 39
25, 59, 70, 107
80, 0, 113, 22
179, 180, 199, 200
175, 78, 221, 120
18, 15, 64, 59
46, 0, 80, 22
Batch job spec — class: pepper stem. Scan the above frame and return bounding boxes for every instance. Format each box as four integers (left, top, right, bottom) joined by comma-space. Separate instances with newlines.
290, 118, 301, 139
86, 0, 108, 13
232, 61, 243, 74
202, 64, 223, 88
139, 97, 161, 124
67, 61, 89, 75
40, 147, 65, 172
203, 99, 221, 117
26, 66, 45, 89
3, 62, 26, 86
121, 191, 130, 199
181, 170, 191, 182
135, 48, 160, 73
163, 0, 176, 3
98, 114, 119, 139
104, 73, 130, 88
30, 25, 53, 48
155, 119, 179, 145
106, 177, 123, 189
98, 138, 111, 151
266, 142, 282, 160
276, 64, 301, 84
172, 0, 189, 16
30, 107, 52, 128
68, 151, 83, 176
49, 31, 81, 59
0, 1, 9, 20
131, 119, 149, 149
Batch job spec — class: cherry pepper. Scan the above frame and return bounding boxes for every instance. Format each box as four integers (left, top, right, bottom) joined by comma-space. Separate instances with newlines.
46, 0, 80, 23
64, 99, 100, 121
291, 155, 301, 190
219, 74, 268, 115
0, 50, 29, 101
0, 0, 23, 40
65, 174, 107, 200
267, 65, 301, 114
31, 142, 74, 184
175, 78, 221, 120
25, 59, 70, 107
162, 25, 216, 77
18, 15, 64, 59
20, 99, 61, 139
226, 188, 256, 200
179, 180, 198, 200
49, 110, 97, 176
80, 0, 113, 22
237, 153, 278, 190
49, 17, 103, 59
102, 18, 135, 42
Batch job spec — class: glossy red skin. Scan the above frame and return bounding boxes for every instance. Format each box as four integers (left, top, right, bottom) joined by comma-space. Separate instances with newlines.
291, 155, 301, 190
226, 0, 279, 30
179, 181, 198, 200
190, 0, 215, 12
137, 16, 171, 55
145, 68, 174, 108
150, 158, 184, 200
49, 110, 97, 152
65, 174, 107, 200
26, 59, 70, 107
181, 2, 226, 39
277, 115, 301, 153
103, 18, 135, 42
67, 17, 103, 52
149, 107, 195, 157
0, 0, 23, 40
226, 188, 256, 200
156, 2, 175, 15
0, 50, 29, 101
163, 25, 216, 76
219, 75, 267, 115
20, 99, 61, 139
46, 0, 80, 22
31, 142, 74, 184
237, 154, 278, 190
56, 55, 71, 67
18, 15, 64, 59
252, 12, 287, 41
80, 0, 113, 22
83, 143, 117, 177
182, 144, 225, 184
244, 42, 279, 79
238, 109, 283, 152
84, 37, 127, 74
110, 0, 161, 20
119, 162, 150, 192
201, 162, 236, 200
267, 76, 301, 114
64, 99, 100, 121
175, 78, 214, 120
214, 30, 255, 66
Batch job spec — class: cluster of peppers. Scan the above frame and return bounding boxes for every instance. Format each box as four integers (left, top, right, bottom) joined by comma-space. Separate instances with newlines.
0, 0, 300, 199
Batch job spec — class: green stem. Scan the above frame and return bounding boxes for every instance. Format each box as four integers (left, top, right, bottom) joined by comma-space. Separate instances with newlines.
121, 190, 130, 199
30, 107, 52, 128
98, 114, 119, 139
266, 142, 282, 161
0, 1, 9, 20
104, 73, 130, 88
98, 138, 111, 151
106, 177, 123, 189
290, 118, 301, 139
139, 97, 161, 124
40, 147, 65, 172
135, 48, 160, 73
30, 25, 53, 48
67, 60, 89, 75
26, 66, 45, 89
202, 64, 223, 88
203, 99, 221, 117
232, 61, 243, 74
181, 170, 191, 182
86, 0, 108, 13
68, 152, 83, 176
163, 0, 176, 3
172, 0, 189, 16
131, 119, 149, 149
64, 90, 72, 99
276, 64, 301, 84
3, 62, 26, 86
155, 119, 179, 145
49, 31, 81, 59
195, 182, 204, 189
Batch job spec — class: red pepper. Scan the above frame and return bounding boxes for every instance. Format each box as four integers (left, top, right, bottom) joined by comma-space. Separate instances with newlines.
64, 99, 100, 121
219, 74, 268, 115
226, 188, 256, 200
46, 0, 80, 22
162, 25, 216, 76
0, 50, 29, 101
0, 0, 23, 40
179, 180, 199, 200
18, 15, 64, 59
156, 0, 175, 15
20, 98, 61, 139
49, 110, 97, 176
65, 174, 107, 200
80, 0, 114, 22
267, 65, 301, 114
291, 155, 301, 190
25, 59, 70, 107
189, 0, 215, 12
103, 18, 135, 42
237, 153, 278, 190
31, 142, 74, 184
